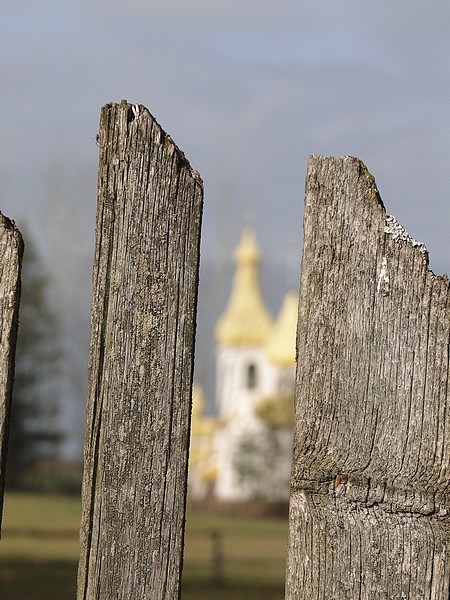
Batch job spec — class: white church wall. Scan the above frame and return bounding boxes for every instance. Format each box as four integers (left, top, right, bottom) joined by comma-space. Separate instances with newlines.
214, 344, 294, 502
214, 344, 277, 501
215, 345, 273, 419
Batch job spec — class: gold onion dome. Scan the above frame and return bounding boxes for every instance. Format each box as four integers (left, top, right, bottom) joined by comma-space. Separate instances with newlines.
215, 229, 273, 345
191, 382, 206, 417
265, 290, 298, 366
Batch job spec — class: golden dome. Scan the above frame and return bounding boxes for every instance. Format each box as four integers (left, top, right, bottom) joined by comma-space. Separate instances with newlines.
265, 290, 298, 366
190, 383, 217, 468
191, 382, 206, 417
215, 229, 273, 345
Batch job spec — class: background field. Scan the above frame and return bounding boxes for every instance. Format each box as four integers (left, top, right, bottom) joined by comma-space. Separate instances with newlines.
0, 493, 288, 599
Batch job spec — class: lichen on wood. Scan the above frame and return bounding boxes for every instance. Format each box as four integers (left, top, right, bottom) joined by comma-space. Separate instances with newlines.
77, 101, 203, 600
286, 155, 449, 599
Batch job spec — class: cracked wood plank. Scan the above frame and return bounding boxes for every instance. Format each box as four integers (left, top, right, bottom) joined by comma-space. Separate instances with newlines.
286, 155, 449, 599
77, 101, 203, 600
0, 214, 23, 535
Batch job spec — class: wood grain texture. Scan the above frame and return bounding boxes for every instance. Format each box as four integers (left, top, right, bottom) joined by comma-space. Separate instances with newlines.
0, 214, 23, 534
77, 101, 203, 599
286, 155, 449, 599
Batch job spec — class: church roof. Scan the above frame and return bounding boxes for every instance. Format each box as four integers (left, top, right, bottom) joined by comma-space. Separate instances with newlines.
264, 290, 298, 366
215, 229, 273, 345
191, 382, 206, 417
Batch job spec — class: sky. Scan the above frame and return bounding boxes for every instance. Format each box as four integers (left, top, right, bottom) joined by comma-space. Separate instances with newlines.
1, 0, 449, 453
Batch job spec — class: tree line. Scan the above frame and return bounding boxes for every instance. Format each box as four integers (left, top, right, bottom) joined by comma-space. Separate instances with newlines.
6, 226, 82, 494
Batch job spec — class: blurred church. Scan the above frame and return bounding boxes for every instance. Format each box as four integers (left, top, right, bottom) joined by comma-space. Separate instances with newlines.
189, 229, 298, 503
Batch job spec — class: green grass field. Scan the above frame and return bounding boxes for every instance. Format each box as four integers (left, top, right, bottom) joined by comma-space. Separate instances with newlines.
0, 493, 288, 599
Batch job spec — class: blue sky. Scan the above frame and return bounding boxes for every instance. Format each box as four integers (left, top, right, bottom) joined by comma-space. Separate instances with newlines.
2, 0, 449, 272
2, 0, 450, 450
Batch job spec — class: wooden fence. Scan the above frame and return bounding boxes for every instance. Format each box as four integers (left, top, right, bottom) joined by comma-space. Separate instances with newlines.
285, 156, 449, 599
0, 101, 448, 598
0, 215, 23, 531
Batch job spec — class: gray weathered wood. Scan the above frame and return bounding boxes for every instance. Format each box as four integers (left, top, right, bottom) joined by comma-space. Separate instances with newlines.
286, 155, 449, 599
77, 101, 203, 599
0, 214, 23, 534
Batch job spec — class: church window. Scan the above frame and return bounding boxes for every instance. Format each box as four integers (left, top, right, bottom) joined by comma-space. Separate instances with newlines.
246, 363, 257, 389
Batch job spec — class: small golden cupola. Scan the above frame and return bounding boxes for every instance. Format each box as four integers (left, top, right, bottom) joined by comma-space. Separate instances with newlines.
215, 229, 273, 345
264, 290, 298, 366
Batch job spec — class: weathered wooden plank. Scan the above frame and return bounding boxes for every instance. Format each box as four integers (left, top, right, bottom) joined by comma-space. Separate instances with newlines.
77, 101, 203, 599
0, 214, 23, 534
286, 155, 449, 599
